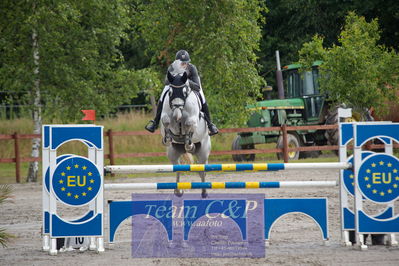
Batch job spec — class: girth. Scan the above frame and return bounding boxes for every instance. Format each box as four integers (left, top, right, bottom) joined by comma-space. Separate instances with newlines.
166, 113, 204, 144
167, 129, 186, 144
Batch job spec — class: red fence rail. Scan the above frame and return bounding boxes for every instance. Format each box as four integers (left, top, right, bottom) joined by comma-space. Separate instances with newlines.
1, 124, 394, 183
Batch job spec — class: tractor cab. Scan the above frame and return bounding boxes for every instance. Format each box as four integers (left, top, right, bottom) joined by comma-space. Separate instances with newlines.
233, 60, 331, 162
283, 60, 324, 122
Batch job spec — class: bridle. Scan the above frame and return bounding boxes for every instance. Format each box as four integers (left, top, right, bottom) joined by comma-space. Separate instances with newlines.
168, 83, 191, 110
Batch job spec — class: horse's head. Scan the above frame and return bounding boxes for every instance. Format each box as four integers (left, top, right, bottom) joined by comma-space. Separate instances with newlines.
167, 71, 191, 121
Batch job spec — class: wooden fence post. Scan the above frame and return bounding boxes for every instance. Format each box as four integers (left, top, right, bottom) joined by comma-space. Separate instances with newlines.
14, 132, 20, 183
107, 129, 115, 166
282, 125, 289, 163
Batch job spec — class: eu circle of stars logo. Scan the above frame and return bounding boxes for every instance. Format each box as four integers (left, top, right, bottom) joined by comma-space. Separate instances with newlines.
358, 154, 399, 203
52, 156, 101, 206
343, 152, 373, 196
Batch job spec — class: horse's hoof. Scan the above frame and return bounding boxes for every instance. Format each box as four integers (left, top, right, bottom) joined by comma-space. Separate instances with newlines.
174, 189, 184, 197
185, 144, 195, 153
162, 136, 172, 146
201, 190, 208, 198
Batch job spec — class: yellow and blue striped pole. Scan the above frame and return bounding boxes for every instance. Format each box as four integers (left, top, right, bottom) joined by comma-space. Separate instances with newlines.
104, 162, 350, 174
104, 181, 337, 190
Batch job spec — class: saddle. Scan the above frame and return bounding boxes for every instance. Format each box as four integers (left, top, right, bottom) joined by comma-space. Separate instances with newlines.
192, 90, 203, 110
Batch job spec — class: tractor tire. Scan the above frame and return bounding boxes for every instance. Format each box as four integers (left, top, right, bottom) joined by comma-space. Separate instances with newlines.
301, 150, 322, 159
324, 107, 340, 148
231, 135, 255, 162
276, 134, 301, 161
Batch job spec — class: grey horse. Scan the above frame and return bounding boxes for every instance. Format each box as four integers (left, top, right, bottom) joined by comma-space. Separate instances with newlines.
160, 71, 211, 197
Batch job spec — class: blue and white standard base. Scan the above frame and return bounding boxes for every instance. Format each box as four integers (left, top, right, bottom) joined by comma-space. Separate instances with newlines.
42, 125, 104, 255
339, 122, 399, 249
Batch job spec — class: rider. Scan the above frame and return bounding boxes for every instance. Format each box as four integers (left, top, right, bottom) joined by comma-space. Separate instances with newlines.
145, 50, 219, 136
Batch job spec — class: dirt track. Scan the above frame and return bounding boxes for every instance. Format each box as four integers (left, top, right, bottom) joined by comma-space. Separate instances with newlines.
1, 169, 399, 265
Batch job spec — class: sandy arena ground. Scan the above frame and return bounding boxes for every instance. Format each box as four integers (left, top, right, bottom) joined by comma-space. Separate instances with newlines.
1, 168, 399, 265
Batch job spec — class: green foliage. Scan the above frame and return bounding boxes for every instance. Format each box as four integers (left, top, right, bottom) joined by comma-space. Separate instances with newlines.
0, 184, 12, 204
298, 12, 399, 116
0, 0, 138, 122
259, 0, 352, 84
2, 1, 398, 124
133, 0, 267, 126
0, 184, 13, 247
259, 0, 399, 93
298, 35, 326, 71
129, 67, 163, 103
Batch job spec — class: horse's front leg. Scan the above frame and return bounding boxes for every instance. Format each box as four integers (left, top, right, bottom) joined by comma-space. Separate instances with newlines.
161, 114, 172, 146
184, 133, 195, 153
184, 118, 197, 152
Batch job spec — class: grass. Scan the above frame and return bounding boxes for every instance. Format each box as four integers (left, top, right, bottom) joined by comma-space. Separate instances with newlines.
0, 184, 14, 247
0, 111, 340, 184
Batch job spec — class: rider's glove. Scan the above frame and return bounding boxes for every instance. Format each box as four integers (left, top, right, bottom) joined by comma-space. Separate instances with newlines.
189, 80, 201, 91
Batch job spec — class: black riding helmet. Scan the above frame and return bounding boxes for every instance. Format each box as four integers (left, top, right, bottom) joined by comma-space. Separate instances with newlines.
175, 50, 190, 62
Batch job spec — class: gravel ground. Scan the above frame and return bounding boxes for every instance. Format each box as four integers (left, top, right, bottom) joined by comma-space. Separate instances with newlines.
1, 168, 399, 265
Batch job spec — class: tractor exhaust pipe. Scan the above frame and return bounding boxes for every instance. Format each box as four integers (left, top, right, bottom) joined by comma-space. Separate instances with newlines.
276, 50, 285, 99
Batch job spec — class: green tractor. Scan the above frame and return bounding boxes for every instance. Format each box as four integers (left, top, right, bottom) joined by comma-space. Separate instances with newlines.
232, 60, 340, 161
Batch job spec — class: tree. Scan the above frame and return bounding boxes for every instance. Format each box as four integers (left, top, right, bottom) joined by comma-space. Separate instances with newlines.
259, 0, 399, 92
133, 0, 267, 126
0, 1, 138, 181
130, 68, 163, 115
298, 12, 399, 116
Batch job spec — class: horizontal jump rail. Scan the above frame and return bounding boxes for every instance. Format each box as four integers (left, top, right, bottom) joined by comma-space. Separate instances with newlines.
104, 162, 351, 174
104, 181, 337, 190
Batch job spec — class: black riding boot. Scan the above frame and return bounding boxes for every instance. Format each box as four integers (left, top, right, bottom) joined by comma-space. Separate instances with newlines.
145, 101, 163, 133
202, 103, 218, 136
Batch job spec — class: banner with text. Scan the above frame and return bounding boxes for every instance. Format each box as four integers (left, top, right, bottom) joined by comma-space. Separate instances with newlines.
131, 193, 265, 258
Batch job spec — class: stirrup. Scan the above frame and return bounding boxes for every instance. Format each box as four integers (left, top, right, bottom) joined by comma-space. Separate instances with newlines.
145, 120, 158, 133
208, 123, 219, 136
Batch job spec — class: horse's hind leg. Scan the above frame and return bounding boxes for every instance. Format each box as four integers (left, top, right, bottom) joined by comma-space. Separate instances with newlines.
174, 172, 183, 197
168, 145, 184, 197
199, 171, 207, 198
196, 150, 209, 198
196, 137, 211, 198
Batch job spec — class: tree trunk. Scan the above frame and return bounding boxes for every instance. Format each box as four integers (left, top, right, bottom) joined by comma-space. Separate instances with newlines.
149, 93, 157, 117
26, 29, 42, 183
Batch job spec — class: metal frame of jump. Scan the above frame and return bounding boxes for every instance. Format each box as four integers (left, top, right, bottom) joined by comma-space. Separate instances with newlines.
339, 122, 399, 249
42, 121, 399, 255
42, 125, 105, 255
